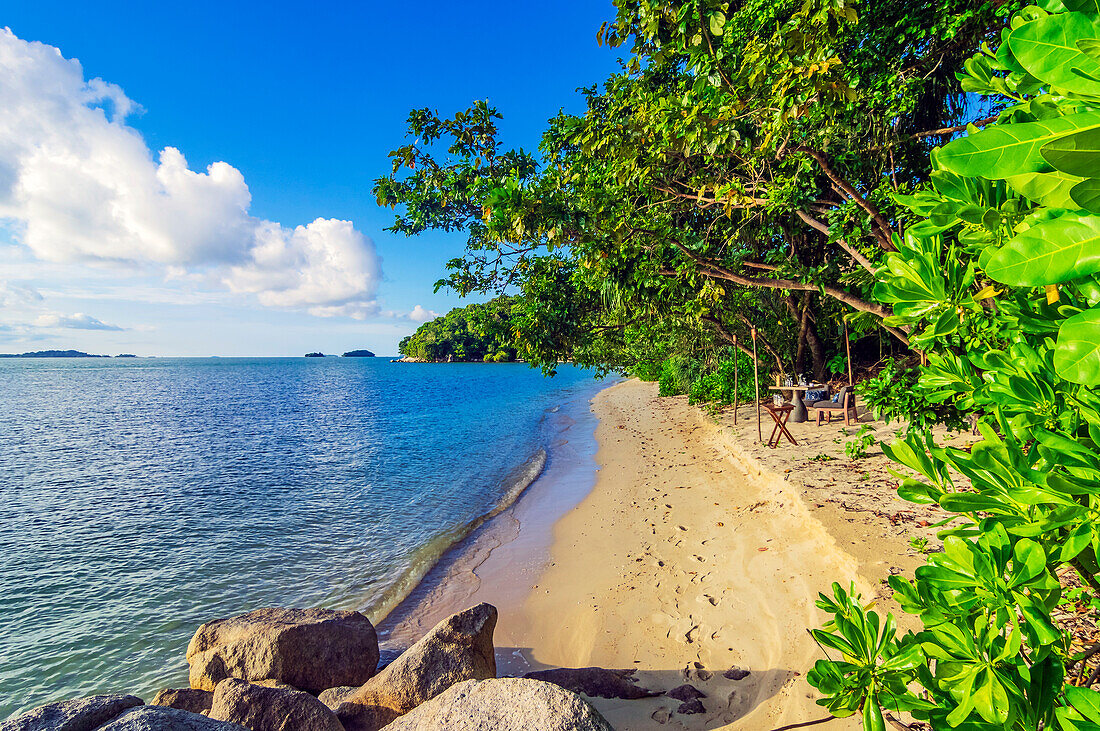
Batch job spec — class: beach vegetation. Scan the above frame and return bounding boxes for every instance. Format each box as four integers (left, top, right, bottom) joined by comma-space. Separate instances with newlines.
844, 425, 877, 460
858, 357, 969, 435
806, 5, 1100, 729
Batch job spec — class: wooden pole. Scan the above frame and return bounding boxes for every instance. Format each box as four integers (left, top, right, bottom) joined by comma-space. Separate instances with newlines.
844, 320, 854, 386
752, 327, 761, 442
733, 334, 739, 425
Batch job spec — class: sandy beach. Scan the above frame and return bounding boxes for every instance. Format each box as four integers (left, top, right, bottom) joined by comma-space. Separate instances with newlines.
382, 377, 956, 730
510, 379, 875, 730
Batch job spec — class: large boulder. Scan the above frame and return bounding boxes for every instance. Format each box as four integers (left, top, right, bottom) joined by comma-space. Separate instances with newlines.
317, 687, 357, 711
150, 689, 213, 716
0, 694, 143, 731
96, 706, 245, 731
208, 679, 343, 731
335, 604, 497, 731
381, 678, 615, 731
523, 667, 661, 700
186, 607, 379, 694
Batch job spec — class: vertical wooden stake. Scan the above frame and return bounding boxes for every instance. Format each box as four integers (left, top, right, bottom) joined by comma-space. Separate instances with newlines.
752, 327, 761, 443
732, 334, 739, 425
844, 320, 854, 386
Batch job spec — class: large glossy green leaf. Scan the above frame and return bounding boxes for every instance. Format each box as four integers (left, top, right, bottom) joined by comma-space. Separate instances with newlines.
1072, 179, 1100, 214
937, 111, 1100, 178
1042, 126, 1100, 177
987, 213, 1100, 285
1008, 12, 1100, 96
1005, 170, 1085, 208
1055, 306, 1100, 385
1066, 0, 1100, 12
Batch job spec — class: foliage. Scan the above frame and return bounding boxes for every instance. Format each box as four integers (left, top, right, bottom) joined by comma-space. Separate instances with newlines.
398, 296, 518, 363
844, 425, 877, 460
808, 5, 1100, 729
857, 357, 969, 434
827, 353, 849, 377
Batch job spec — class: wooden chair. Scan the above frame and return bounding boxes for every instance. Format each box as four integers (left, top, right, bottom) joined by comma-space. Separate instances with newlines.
811, 385, 858, 426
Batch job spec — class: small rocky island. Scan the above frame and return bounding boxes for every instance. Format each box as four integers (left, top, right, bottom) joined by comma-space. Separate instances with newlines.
304, 352, 326, 358
0, 349, 109, 358
341, 350, 375, 358
6, 603, 638, 731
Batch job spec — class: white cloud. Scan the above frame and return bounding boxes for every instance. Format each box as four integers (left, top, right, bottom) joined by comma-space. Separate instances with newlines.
34, 312, 124, 331
408, 304, 440, 322
0, 28, 381, 317
377, 304, 442, 322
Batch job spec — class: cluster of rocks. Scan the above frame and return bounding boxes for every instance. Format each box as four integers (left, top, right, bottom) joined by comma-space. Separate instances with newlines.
5, 602, 736, 731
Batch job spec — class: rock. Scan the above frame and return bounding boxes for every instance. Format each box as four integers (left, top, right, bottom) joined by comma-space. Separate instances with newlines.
335, 603, 497, 731
0, 694, 143, 731
186, 607, 379, 694
209, 679, 342, 731
723, 666, 751, 681
676, 699, 706, 715
96, 706, 245, 731
381, 678, 614, 731
150, 689, 213, 716
523, 667, 661, 700
317, 687, 357, 711
665, 684, 705, 702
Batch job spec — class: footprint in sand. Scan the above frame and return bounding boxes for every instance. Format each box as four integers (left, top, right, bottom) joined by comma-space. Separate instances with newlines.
703, 594, 720, 606
677, 525, 687, 531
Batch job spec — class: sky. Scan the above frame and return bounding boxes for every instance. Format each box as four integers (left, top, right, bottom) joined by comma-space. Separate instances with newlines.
0, 1, 623, 356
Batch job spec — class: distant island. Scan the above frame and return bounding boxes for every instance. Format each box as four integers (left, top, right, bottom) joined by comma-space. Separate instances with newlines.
304, 352, 326, 358
341, 349, 375, 357
116, 354, 137, 358
397, 297, 517, 363
0, 350, 109, 358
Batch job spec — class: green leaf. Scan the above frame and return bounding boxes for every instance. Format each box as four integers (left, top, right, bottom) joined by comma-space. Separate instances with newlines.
1005, 170, 1086, 208
937, 111, 1100, 179
1067, 685, 1100, 724
1072, 179, 1100, 214
1042, 127, 1100, 177
709, 11, 726, 36
1066, 0, 1100, 13
1008, 12, 1100, 96
987, 214, 1100, 285
1062, 522, 1094, 561
1055, 306, 1100, 385
863, 696, 886, 731
1081, 37, 1100, 62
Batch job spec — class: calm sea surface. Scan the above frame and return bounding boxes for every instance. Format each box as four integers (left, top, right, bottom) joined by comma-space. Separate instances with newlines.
0, 357, 605, 719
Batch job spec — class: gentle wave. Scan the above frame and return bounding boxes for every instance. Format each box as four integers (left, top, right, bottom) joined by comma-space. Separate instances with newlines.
362, 448, 548, 623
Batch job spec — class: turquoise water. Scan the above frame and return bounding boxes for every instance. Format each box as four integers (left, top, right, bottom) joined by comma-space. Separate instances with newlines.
0, 357, 605, 719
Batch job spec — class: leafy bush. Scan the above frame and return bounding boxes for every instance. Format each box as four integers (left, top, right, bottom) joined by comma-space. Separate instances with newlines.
810, 6, 1100, 728
844, 425, 876, 460
857, 358, 968, 435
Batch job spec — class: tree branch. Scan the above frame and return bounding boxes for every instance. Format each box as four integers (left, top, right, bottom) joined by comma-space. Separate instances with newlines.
794, 210, 878, 276
792, 148, 896, 252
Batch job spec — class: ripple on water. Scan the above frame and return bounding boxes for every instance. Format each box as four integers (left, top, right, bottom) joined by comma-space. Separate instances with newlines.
0, 357, 602, 719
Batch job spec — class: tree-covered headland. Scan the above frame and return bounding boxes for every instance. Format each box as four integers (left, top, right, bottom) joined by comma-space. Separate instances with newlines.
398, 296, 519, 362
379, 0, 1100, 727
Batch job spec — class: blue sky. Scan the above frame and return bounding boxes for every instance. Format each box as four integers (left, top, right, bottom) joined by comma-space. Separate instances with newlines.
0, 1, 622, 356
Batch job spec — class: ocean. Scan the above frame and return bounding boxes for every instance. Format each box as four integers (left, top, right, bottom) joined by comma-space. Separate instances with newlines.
0, 357, 607, 719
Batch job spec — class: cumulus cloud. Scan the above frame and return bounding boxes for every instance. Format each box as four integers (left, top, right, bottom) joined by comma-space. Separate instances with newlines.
377, 304, 442, 322
34, 312, 124, 331
408, 304, 440, 322
0, 28, 381, 316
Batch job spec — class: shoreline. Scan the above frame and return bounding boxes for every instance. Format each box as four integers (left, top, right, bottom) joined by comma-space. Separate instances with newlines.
374, 379, 613, 668
378, 377, 927, 729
